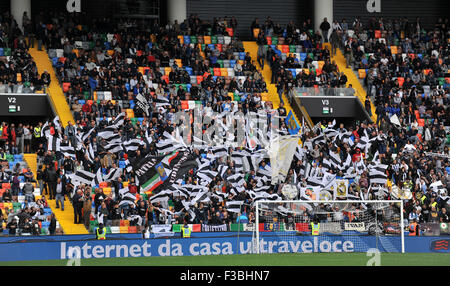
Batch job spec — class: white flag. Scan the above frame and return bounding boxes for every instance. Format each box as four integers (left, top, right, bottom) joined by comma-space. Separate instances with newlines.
268, 135, 300, 185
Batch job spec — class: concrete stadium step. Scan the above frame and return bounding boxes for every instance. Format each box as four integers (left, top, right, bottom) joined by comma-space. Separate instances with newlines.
22, 153, 37, 181
28, 47, 75, 128
330, 44, 377, 123
23, 149, 88, 234
243, 41, 302, 126
46, 197, 89, 235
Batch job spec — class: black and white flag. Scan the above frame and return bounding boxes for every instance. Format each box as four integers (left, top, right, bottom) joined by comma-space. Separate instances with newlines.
225, 200, 245, 213
60, 145, 76, 159
71, 170, 96, 185
123, 138, 145, 152
104, 168, 121, 182
93, 168, 103, 186
47, 135, 61, 152
118, 187, 136, 207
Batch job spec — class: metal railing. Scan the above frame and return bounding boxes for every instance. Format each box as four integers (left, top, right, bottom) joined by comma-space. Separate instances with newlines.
295, 87, 359, 97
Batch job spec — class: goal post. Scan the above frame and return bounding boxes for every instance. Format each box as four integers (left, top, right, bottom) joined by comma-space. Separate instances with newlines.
254, 200, 405, 254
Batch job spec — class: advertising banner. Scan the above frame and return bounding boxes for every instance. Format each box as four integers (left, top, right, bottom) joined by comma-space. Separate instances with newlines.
0, 234, 448, 261
344, 222, 365, 232
420, 223, 441, 236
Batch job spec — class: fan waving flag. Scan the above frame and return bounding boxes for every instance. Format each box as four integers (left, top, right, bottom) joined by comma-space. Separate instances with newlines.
285, 110, 301, 135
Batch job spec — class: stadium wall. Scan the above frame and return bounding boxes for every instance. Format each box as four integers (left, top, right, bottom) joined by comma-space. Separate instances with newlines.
0, 234, 448, 261
186, 0, 313, 39
333, 0, 450, 30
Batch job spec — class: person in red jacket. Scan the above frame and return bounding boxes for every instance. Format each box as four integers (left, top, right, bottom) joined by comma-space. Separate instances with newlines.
128, 177, 139, 194
8, 123, 16, 147
352, 148, 365, 162
82, 102, 92, 113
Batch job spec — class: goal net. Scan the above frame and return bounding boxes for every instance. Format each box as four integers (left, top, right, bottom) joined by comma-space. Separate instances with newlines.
254, 200, 404, 254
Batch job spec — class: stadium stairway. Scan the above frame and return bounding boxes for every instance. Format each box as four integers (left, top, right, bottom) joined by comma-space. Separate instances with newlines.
329, 45, 377, 123
22, 153, 37, 181
46, 197, 89, 234
28, 47, 75, 128
23, 153, 88, 234
243, 41, 304, 127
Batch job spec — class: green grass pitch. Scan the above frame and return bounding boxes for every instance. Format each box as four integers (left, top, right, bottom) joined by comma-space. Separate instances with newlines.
1, 253, 449, 266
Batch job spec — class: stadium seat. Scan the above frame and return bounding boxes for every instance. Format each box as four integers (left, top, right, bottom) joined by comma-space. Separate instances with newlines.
358, 69, 366, 78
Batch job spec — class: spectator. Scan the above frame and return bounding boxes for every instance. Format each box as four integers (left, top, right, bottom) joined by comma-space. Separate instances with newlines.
320, 18, 331, 43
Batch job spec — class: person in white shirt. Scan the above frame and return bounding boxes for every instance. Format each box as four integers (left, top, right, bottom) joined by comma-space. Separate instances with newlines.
55, 177, 65, 211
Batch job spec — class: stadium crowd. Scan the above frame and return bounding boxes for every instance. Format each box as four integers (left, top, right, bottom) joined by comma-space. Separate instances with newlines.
0, 12, 47, 93
1, 11, 449, 236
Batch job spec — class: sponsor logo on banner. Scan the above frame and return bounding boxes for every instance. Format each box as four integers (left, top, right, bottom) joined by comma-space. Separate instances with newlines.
344, 222, 365, 231
430, 239, 449, 253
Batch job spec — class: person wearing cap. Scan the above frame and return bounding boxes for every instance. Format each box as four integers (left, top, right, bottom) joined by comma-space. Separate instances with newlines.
96, 223, 106, 240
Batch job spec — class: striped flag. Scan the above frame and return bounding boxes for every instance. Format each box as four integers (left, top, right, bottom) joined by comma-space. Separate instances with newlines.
104, 142, 123, 154
60, 145, 76, 159
154, 95, 171, 107
226, 173, 245, 187
368, 162, 388, 185
197, 170, 218, 184
242, 155, 258, 172
217, 165, 228, 178
118, 187, 136, 207
123, 138, 145, 152
53, 116, 62, 134
97, 126, 117, 140
82, 127, 96, 142
225, 200, 245, 213
104, 168, 121, 182
112, 112, 126, 127
47, 135, 61, 152
41, 121, 51, 138
93, 168, 103, 186
87, 143, 96, 163
71, 170, 96, 185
